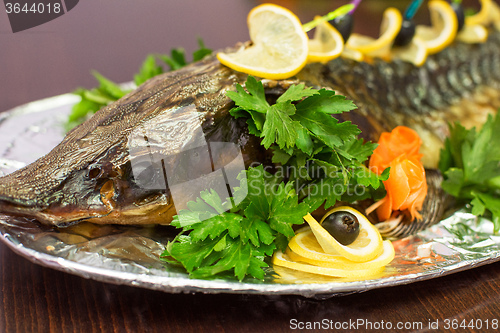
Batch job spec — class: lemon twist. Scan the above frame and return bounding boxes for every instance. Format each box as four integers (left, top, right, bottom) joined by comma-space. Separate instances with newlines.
465, 0, 492, 26
456, 0, 498, 43
345, 7, 403, 59
273, 206, 395, 279
307, 17, 345, 64
304, 207, 384, 262
415, 0, 458, 55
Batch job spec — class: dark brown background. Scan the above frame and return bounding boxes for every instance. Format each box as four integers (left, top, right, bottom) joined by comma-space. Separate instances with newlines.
1, 0, 500, 332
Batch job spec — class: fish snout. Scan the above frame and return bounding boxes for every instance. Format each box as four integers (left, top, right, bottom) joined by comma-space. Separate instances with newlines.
0, 190, 110, 226
0, 194, 41, 220
0, 164, 118, 226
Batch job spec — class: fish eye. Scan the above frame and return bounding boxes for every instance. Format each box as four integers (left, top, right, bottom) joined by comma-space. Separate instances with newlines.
87, 166, 102, 179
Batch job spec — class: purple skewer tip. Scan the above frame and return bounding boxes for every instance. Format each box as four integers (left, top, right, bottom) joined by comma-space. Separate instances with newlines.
349, 0, 362, 15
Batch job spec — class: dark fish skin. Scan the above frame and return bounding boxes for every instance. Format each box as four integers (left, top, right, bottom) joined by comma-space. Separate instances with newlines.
0, 29, 499, 232
0, 61, 270, 226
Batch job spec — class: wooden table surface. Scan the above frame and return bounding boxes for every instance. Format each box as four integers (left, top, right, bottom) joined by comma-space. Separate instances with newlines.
1, 0, 499, 332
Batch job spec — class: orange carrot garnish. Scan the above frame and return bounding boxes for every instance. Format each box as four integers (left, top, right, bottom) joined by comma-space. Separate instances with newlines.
369, 126, 423, 174
369, 127, 427, 221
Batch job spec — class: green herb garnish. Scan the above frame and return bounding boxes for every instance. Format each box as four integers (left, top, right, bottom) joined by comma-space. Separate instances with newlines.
65, 38, 212, 131
228, 76, 386, 210
133, 55, 163, 87
65, 71, 128, 131
159, 38, 212, 71
439, 112, 500, 231
162, 165, 309, 281
164, 77, 386, 280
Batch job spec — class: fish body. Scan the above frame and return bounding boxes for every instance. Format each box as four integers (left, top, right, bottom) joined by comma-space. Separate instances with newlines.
0, 29, 499, 233
300, 29, 500, 167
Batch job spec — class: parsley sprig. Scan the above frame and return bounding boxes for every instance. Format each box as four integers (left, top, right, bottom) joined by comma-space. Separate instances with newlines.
65, 38, 212, 131
228, 76, 386, 211
439, 112, 500, 231
164, 77, 386, 281
162, 165, 309, 280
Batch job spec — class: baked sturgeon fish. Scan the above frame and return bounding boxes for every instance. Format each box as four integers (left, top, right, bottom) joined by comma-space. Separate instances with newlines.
0, 29, 499, 238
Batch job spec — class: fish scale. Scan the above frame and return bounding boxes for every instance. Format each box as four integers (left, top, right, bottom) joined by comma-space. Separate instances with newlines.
481, 54, 491, 85
0, 28, 499, 239
322, 29, 500, 146
470, 57, 482, 86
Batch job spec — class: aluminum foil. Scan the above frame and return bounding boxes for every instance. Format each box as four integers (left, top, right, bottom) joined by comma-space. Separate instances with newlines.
1, 94, 499, 298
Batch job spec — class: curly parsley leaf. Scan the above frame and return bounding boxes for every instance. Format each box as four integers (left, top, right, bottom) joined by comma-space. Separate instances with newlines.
162, 165, 308, 281
338, 138, 378, 164
267, 181, 309, 237
192, 38, 213, 62
240, 218, 274, 247
293, 100, 359, 148
276, 83, 317, 103
261, 103, 302, 149
91, 71, 127, 100
158, 48, 187, 71
134, 55, 163, 86
165, 234, 220, 272
188, 240, 267, 281
439, 112, 500, 232
226, 77, 385, 211
295, 127, 314, 155
293, 89, 356, 114
226, 76, 269, 114
188, 213, 242, 242
64, 72, 129, 131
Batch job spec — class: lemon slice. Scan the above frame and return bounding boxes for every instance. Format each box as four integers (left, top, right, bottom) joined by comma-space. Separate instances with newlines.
391, 36, 428, 66
217, 4, 308, 80
346, 7, 403, 59
465, 0, 491, 26
341, 47, 364, 62
272, 250, 385, 278
307, 16, 344, 63
468, 0, 500, 31
415, 0, 458, 55
303, 207, 383, 262
287, 231, 395, 270
456, 23, 488, 43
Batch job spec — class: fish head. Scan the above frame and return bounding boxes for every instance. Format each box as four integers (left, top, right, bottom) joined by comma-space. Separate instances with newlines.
0, 140, 174, 226
0, 59, 273, 226
0, 101, 257, 226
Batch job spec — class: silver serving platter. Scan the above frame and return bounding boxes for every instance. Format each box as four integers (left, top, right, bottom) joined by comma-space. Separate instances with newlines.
1, 93, 500, 298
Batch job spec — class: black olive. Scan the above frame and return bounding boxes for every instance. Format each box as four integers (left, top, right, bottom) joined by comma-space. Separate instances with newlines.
394, 19, 416, 47
451, 2, 465, 32
331, 14, 354, 43
322, 211, 360, 245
